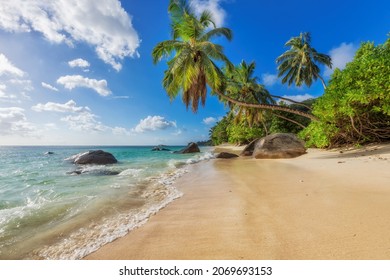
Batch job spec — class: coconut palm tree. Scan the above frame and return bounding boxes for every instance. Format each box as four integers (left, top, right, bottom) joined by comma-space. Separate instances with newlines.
276, 32, 332, 89
223, 60, 273, 128
153, 0, 317, 120
224, 60, 307, 129
152, 0, 233, 112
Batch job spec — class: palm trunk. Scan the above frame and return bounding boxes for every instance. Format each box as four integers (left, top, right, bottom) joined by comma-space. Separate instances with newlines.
318, 75, 327, 89
272, 113, 306, 129
269, 95, 312, 110
215, 90, 318, 121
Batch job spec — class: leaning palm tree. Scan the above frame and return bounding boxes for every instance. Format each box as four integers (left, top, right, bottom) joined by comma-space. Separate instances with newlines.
276, 32, 332, 89
153, 0, 317, 120
224, 60, 307, 129
224, 60, 273, 128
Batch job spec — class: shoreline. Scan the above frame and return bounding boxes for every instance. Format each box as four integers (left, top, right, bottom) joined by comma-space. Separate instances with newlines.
85, 143, 390, 260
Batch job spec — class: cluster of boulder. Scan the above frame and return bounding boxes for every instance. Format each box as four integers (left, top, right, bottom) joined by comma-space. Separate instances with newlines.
215, 133, 306, 159
63, 135, 304, 176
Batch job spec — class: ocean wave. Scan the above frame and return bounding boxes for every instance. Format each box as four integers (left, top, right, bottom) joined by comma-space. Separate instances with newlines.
35, 169, 184, 260
118, 168, 144, 177
1, 147, 215, 259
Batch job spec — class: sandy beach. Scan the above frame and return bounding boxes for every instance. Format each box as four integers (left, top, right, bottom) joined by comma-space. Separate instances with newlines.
85, 143, 390, 260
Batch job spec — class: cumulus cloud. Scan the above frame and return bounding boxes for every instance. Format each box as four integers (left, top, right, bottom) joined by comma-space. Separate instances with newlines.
68, 58, 90, 69
325, 42, 357, 77
280, 93, 315, 103
0, 107, 36, 136
0, 0, 140, 71
41, 82, 59, 92
133, 116, 176, 133
0, 53, 24, 77
261, 73, 278, 87
32, 100, 90, 113
191, 0, 227, 27
203, 116, 217, 125
61, 111, 107, 132
57, 75, 111, 96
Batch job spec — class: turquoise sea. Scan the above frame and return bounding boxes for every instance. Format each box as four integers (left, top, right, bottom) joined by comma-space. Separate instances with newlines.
0, 146, 214, 259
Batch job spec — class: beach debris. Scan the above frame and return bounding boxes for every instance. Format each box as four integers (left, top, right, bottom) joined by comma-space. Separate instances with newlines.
174, 142, 200, 154
215, 152, 239, 159
151, 145, 171, 151
253, 133, 306, 159
66, 150, 118, 165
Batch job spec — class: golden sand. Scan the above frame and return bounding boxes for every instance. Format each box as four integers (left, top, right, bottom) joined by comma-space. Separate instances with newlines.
85, 144, 390, 260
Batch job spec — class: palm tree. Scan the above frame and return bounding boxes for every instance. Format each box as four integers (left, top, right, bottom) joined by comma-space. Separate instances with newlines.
276, 32, 332, 89
153, 0, 317, 120
224, 60, 273, 130
152, 0, 233, 112
224, 60, 307, 129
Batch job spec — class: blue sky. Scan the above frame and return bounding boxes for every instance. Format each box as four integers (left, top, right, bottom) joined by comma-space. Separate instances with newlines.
0, 0, 389, 145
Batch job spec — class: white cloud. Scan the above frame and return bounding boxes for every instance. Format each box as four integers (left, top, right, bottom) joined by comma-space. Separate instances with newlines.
57, 75, 111, 96
133, 116, 176, 133
0, 107, 37, 136
32, 100, 89, 113
203, 116, 217, 125
261, 73, 278, 87
112, 126, 132, 136
191, 0, 227, 27
0, 0, 140, 71
0, 53, 24, 77
61, 111, 106, 132
0, 84, 15, 101
325, 42, 357, 77
172, 129, 183, 136
41, 82, 59, 92
280, 94, 315, 103
68, 58, 90, 69
60, 111, 131, 135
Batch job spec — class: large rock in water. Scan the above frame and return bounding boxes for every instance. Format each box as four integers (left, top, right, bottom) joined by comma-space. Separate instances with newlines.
253, 133, 306, 159
71, 150, 118, 164
174, 142, 200, 154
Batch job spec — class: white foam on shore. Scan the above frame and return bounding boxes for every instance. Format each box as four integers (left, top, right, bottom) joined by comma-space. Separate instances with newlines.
34, 150, 213, 260
35, 166, 187, 259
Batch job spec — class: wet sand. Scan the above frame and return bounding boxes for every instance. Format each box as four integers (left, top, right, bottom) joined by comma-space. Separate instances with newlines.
85, 144, 390, 259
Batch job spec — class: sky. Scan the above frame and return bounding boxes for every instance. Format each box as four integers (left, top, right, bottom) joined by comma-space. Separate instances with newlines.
0, 0, 389, 146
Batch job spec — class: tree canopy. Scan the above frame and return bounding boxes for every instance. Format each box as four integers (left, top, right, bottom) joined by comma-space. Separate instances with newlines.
301, 37, 390, 147
276, 32, 332, 89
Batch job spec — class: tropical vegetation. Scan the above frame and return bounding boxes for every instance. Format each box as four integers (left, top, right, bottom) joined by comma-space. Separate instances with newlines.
153, 0, 317, 120
154, 0, 390, 148
276, 32, 332, 89
301, 38, 390, 148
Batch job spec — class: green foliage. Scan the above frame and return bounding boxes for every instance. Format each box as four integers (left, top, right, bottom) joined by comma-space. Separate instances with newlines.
152, 0, 233, 112
226, 120, 265, 145
209, 114, 265, 145
301, 37, 390, 147
276, 32, 332, 89
269, 100, 314, 134
209, 116, 230, 145
209, 99, 313, 145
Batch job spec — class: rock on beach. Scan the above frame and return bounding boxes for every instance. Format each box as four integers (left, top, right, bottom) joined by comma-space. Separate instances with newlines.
216, 152, 239, 159
253, 133, 306, 159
